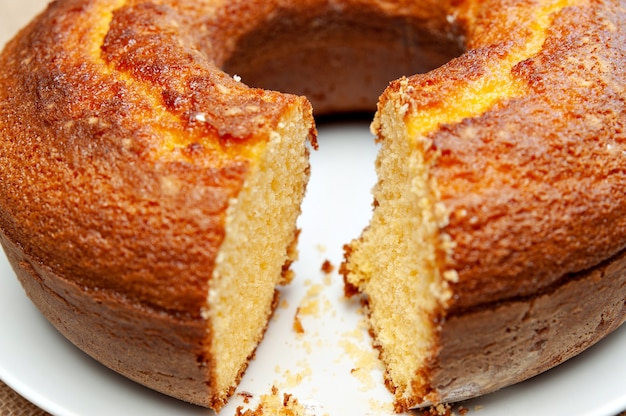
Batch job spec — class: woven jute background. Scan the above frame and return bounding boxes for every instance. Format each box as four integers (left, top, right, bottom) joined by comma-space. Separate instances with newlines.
0, 380, 49, 416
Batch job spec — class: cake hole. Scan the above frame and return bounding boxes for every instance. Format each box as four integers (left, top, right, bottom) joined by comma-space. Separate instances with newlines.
221, 4, 465, 116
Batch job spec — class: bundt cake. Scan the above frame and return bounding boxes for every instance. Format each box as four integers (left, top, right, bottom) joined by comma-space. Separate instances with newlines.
0, 0, 317, 410
342, 0, 626, 411
0, 0, 624, 413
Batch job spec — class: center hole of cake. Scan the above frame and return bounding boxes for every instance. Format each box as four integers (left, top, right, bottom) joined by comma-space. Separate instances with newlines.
222, 7, 465, 116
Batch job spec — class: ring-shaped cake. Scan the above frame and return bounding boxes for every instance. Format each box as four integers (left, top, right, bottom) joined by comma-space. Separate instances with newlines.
0, 0, 625, 412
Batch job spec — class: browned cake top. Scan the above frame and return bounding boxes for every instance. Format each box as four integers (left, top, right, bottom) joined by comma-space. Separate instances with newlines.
0, 0, 311, 317
0, 0, 464, 317
2, 0, 625, 317
389, 0, 626, 312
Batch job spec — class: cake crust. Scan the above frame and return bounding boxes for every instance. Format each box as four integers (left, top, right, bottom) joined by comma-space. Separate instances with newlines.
0, 0, 315, 409
429, 248, 626, 408
419, 0, 626, 311
2, 0, 625, 412
0, 0, 303, 317
0, 232, 216, 407
343, 0, 626, 410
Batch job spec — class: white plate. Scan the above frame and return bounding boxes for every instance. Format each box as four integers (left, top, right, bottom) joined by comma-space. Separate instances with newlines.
1, 121, 626, 416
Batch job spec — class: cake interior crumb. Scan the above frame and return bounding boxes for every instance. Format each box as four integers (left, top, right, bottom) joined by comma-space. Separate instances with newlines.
342, 97, 450, 406
207, 104, 313, 401
235, 386, 308, 416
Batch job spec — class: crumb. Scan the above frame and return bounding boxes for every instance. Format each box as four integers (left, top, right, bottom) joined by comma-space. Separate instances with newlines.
301, 339, 312, 354
279, 299, 289, 309
305, 283, 324, 297
339, 338, 383, 391
280, 269, 296, 285
321, 260, 334, 274
299, 298, 320, 316
412, 403, 454, 416
283, 367, 313, 387
293, 282, 325, 320
293, 308, 305, 334
323, 272, 332, 286
235, 386, 307, 416
369, 397, 394, 414
458, 405, 469, 415
343, 327, 364, 342
238, 391, 253, 404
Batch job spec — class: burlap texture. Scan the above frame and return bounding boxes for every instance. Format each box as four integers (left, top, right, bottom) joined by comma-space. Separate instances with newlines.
0, 381, 49, 416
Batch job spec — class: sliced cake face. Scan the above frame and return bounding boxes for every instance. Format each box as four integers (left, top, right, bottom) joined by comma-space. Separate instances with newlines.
342, 93, 453, 408
206, 104, 314, 404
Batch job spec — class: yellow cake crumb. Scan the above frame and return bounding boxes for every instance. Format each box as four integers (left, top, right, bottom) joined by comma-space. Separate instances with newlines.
293, 308, 305, 334
321, 260, 334, 274
235, 386, 307, 416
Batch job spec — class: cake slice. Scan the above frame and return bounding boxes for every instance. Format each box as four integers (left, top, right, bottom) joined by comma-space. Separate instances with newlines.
342, 0, 626, 411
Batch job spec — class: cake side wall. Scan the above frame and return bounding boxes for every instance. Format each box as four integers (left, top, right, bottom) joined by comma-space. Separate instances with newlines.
428, 248, 626, 406
0, 231, 215, 408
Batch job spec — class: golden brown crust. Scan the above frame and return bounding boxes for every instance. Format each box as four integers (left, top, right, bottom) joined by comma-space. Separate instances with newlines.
430, 247, 626, 406
0, 0, 296, 317
401, 0, 626, 312
348, 0, 626, 411
2, 0, 626, 412
0, 0, 313, 409
0, 231, 215, 407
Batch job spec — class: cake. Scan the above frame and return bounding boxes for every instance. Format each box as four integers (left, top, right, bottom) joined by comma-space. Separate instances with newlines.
0, 0, 624, 413
342, 0, 626, 411
0, 0, 316, 410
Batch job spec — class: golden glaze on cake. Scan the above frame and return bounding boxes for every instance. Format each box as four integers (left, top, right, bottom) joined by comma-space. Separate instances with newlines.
0, 0, 625, 413
342, 0, 626, 411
